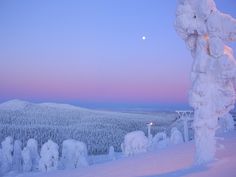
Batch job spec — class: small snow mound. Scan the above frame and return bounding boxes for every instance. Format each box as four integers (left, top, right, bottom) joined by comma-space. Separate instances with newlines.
121, 131, 148, 156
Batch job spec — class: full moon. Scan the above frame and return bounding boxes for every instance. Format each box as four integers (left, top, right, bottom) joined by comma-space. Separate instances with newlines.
142, 36, 146, 40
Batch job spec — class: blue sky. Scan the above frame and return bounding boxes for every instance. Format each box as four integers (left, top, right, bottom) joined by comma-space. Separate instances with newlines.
0, 0, 235, 110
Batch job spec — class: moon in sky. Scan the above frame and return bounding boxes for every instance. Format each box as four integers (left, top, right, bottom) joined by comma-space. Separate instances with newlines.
142, 36, 146, 40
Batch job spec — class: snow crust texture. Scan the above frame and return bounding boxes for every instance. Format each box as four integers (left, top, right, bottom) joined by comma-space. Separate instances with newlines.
175, 0, 236, 164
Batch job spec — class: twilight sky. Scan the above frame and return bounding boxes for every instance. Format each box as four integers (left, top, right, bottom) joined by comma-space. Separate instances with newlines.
0, 0, 236, 110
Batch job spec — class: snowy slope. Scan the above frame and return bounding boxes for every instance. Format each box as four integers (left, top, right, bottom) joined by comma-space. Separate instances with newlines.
16, 131, 236, 177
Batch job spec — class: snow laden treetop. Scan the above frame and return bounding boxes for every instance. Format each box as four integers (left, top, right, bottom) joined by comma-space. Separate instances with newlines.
175, 0, 236, 164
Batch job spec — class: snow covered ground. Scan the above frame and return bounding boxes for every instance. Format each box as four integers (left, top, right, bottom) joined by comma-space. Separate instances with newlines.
12, 131, 236, 177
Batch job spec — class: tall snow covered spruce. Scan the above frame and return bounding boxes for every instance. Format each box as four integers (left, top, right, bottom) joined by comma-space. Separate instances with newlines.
175, 0, 236, 164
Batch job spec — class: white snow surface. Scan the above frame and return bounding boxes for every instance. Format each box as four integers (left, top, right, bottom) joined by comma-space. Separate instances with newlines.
13, 131, 236, 177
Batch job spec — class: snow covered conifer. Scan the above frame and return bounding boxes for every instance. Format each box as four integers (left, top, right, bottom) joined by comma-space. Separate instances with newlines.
22, 147, 32, 172
60, 139, 88, 169
26, 139, 40, 171
170, 127, 184, 145
175, 0, 236, 164
0, 136, 14, 174
108, 146, 115, 160
0, 148, 3, 176
39, 140, 59, 172
150, 132, 169, 149
12, 140, 22, 172
218, 113, 235, 133
121, 131, 148, 156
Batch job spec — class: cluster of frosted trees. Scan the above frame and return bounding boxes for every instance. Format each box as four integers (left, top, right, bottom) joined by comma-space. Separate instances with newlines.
0, 137, 88, 176
0, 109, 167, 154
121, 127, 184, 156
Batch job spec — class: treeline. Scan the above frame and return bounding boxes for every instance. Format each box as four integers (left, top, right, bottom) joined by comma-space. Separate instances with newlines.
0, 109, 168, 154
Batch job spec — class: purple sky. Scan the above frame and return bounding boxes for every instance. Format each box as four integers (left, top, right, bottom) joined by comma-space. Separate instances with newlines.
0, 0, 235, 109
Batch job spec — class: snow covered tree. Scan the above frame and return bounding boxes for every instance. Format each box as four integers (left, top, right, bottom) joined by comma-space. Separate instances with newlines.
175, 0, 236, 164
218, 113, 235, 133
22, 146, 32, 172
108, 146, 115, 161
0, 148, 3, 176
26, 139, 40, 171
150, 132, 169, 150
121, 131, 148, 156
12, 140, 22, 172
0, 136, 14, 174
170, 127, 183, 145
60, 139, 88, 169
22, 138, 40, 172
39, 140, 59, 172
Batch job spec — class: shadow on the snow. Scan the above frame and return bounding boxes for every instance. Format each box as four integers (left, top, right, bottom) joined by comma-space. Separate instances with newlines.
139, 165, 208, 177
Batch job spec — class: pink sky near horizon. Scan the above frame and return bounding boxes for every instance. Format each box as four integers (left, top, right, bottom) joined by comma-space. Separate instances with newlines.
0, 63, 189, 103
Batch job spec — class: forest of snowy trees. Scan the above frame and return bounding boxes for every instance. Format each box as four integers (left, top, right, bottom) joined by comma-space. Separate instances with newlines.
0, 127, 187, 176
0, 100, 177, 154
0, 137, 89, 176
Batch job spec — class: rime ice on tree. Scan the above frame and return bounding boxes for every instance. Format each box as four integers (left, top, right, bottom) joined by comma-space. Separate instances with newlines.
12, 140, 23, 172
175, 0, 236, 164
0, 137, 13, 174
60, 139, 88, 169
39, 140, 59, 172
